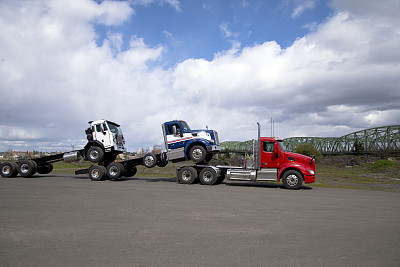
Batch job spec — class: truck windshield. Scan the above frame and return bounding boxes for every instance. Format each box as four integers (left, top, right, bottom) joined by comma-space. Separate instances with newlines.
180, 121, 191, 131
107, 122, 123, 135
278, 141, 286, 152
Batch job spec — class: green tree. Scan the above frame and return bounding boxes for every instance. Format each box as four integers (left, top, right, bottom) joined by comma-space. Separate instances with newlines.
295, 144, 322, 162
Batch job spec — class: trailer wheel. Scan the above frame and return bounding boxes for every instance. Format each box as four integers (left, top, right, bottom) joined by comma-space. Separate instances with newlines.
178, 166, 198, 184
37, 163, 53, 174
18, 160, 37, 177
282, 170, 303, 190
89, 165, 106, 181
1, 162, 19, 178
124, 166, 137, 177
189, 145, 206, 163
143, 153, 157, 168
199, 167, 218, 185
87, 146, 104, 163
107, 163, 125, 180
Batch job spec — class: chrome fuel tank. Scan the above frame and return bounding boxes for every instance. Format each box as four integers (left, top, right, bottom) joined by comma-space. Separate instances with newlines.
226, 169, 257, 181
63, 151, 81, 163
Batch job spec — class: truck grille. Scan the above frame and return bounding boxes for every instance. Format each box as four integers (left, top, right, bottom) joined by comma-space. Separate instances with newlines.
214, 131, 220, 145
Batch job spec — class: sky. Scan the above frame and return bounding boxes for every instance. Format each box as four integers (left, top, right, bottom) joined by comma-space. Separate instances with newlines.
0, 0, 400, 152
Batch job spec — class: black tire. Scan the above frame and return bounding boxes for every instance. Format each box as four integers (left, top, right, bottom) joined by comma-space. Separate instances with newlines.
143, 153, 157, 168
1, 162, 18, 178
106, 163, 125, 180
178, 166, 198, 184
199, 167, 218, 185
156, 158, 168, 167
87, 146, 104, 163
37, 163, 53, 174
282, 170, 303, 190
189, 145, 206, 163
89, 165, 106, 181
124, 166, 137, 177
18, 160, 37, 177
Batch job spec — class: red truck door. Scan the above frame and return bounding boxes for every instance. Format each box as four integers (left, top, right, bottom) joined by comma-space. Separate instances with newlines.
260, 140, 282, 169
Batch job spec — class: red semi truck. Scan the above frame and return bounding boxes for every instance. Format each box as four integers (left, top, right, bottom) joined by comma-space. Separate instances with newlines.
176, 123, 316, 190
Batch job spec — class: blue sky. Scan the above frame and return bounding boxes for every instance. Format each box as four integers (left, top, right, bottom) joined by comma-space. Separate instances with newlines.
0, 0, 400, 152
95, 0, 333, 64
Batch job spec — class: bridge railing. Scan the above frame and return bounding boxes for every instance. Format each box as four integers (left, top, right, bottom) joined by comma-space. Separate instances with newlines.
221, 125, 400, 155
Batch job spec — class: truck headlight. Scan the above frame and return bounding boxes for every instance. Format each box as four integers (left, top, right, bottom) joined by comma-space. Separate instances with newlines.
308, 170, 315, 175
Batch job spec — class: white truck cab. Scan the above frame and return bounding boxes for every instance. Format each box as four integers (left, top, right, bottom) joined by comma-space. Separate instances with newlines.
85, 120, 126, 163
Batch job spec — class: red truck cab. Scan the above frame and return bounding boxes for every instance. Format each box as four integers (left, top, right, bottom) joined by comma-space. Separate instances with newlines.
259, 137, 316, 185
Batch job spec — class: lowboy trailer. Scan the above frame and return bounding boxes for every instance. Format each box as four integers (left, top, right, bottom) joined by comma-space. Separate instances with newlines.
0, 119, 167, 181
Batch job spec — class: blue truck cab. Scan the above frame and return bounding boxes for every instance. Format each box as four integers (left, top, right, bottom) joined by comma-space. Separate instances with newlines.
162, 120, 221, 163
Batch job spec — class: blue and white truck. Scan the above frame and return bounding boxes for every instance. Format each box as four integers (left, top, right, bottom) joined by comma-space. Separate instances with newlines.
161, 120, 221, 163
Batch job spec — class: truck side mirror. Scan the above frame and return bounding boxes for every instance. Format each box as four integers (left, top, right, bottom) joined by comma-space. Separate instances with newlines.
172, 125, 177, 135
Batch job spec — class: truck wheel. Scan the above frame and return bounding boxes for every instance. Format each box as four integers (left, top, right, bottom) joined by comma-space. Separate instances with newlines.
199, 167, 218, 185
189, 145, 206, 163
282, 170, 303, 190
37, 163, 53, 174
18, 160, 37, 177
107, 163, 125, 180
156, 158, 168, 167
124, 166, 137, 177
178, 166, 198, 184
143, 153, 157, 168
1, 162, 18, 178
89, 165, 106, 181
87, 146, 104, 163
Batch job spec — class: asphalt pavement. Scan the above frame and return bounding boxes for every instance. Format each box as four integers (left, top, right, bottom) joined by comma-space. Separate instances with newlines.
1, 173, 400, 266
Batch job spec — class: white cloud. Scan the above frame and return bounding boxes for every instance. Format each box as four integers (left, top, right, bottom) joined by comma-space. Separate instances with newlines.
131, 0, 182, 12
291, 0, 316, 18
219, 22, 240, 39
0, 0, 399, 152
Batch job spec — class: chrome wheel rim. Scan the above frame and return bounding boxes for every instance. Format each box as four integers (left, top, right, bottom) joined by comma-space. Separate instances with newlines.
182, 170, 192, 181
202, 171, 213, 182
91, 169, 100, 179
286, 174, 299, 186
144, 156, 155, 166
2, 165, 10, 175
192, 148, 203, 159
109, 166, 118, 176
20, 163, 30, 174
90, 150, 99, 160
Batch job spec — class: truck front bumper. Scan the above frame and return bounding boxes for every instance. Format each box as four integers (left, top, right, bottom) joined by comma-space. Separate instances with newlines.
304, 175, 315, 184
206, 145, 221, 152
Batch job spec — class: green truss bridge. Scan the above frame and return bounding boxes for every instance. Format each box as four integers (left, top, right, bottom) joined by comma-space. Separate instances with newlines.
220, 125, 400, 155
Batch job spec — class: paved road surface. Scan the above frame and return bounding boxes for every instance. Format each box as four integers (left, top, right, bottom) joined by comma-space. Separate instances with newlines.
1, 174, 400, 266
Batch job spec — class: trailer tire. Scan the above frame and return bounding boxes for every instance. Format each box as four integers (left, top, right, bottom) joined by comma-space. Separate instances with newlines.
189, 145, 206, 163
107, 163, 125, 180
178, 166, 198, 184
1, 162, 19, 178
18, 160, 37, 177
143, 153, 157, 168
124, 166, 137, 177
87, 146, 104, 163
37, 163, 53, 174
282, 170, 303, 190
199, 167, 218, 185
89, 165, 106, 181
